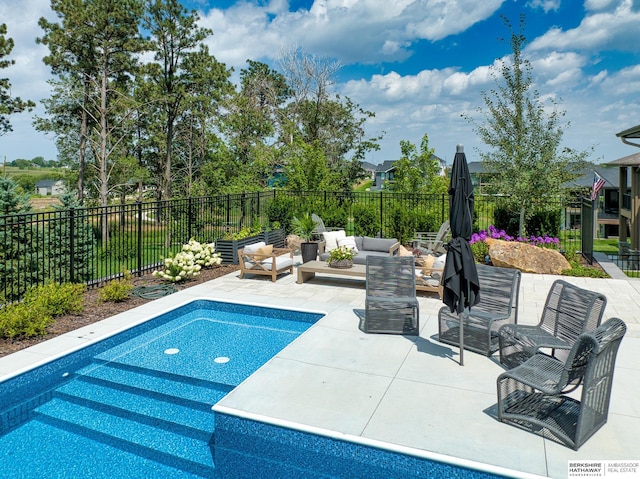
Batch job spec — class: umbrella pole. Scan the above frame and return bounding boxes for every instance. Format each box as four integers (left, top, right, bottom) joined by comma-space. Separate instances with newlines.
459, 309, 466, 366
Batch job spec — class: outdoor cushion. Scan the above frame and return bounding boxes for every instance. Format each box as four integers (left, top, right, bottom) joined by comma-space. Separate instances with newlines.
362, 236, 397, 252
338, 236, 359, 253
254, 244, 273, 261
243, 241, 266, 255
398, 245, 413, 256
433, 253, 446, 269
355, 236, 364, 251
261, 255, 294, 269
322, 230, 346, 251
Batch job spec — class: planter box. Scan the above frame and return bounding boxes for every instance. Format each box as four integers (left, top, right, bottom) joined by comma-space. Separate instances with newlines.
262, 229, 286, 248
215, 229, 285, 264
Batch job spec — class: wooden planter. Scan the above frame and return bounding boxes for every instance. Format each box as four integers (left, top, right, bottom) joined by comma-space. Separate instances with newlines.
215, 229, 286, 264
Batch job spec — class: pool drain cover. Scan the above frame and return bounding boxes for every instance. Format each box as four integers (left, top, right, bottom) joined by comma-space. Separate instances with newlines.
164, 348, 180, 355
214, 356, 230, 364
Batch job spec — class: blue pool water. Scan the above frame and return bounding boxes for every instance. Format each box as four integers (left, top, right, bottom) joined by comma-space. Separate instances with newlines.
0, 300, 503, 479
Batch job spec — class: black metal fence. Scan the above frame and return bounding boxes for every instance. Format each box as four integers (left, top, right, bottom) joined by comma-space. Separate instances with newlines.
0, 190, 584, 302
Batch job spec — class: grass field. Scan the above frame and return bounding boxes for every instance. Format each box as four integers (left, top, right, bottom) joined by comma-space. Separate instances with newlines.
2, 166, 63, 177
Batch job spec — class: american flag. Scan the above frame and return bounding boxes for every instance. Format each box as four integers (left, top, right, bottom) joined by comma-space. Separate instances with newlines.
591, 172, 606, 201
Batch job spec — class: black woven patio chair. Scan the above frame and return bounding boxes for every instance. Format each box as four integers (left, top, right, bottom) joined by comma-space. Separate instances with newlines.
438, 264, 521, 356
361, 256, 419, 335
498, 280, 606, 369
497, 317, 626, 450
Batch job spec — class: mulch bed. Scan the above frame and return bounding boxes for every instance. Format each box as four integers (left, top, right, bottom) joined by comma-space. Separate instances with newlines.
0, 265, 239, 358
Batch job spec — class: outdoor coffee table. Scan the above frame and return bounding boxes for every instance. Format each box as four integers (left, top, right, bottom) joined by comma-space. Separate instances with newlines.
296, 260, 366, 284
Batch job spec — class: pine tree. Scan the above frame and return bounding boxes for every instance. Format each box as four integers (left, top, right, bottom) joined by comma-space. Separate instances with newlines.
0, 178, 42, 302
0, 23, 35, 136
48, 192, 97, 283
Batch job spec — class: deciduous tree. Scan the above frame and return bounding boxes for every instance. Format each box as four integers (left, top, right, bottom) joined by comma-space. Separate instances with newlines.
465, 15, 589, 236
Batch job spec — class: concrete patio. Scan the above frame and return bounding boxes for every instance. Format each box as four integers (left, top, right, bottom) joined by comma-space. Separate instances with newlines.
1, 256, 639, 478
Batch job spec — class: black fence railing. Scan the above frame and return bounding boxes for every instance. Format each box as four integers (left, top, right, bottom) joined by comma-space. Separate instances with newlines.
0, 191, 584, 302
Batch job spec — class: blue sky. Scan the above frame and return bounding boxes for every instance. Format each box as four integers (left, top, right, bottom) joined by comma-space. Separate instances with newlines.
1, 0, 640, 167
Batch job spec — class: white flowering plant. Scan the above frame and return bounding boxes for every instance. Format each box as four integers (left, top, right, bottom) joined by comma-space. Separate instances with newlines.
153, 239, 222, 282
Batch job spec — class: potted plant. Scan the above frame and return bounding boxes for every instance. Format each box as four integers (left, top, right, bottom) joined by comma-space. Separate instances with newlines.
291, 213, 319, 263
326, 245, 357, 268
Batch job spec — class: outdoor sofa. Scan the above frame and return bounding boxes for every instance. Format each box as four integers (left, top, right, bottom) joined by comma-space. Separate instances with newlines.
317, 230, 400, 265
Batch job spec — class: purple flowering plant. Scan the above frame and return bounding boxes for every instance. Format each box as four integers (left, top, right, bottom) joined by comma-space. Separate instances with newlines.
470, 225, 559, 249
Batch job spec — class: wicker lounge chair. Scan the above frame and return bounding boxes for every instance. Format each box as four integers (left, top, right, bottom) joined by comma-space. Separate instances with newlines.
438, 263, 521, 356
361, 256, 419, 335
498, 280, 606, 369
497, 317, 626, 450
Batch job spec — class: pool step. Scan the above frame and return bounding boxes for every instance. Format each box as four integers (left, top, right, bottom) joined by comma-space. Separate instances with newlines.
36, 398, 215, 478
77, 360, 233, 405
54, 380, 215, 441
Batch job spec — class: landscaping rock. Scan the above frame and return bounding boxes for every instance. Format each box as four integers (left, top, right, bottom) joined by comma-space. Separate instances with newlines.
286, 234, 303, 252
486, 239, 571, 274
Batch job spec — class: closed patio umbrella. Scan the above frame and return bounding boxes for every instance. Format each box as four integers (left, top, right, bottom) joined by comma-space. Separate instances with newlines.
442, 144, 480, 365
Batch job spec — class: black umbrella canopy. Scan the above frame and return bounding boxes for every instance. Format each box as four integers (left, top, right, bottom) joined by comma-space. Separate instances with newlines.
442, 145, 480, 315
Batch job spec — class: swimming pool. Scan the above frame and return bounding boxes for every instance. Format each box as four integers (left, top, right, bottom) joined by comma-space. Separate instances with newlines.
0, 299, 504, 478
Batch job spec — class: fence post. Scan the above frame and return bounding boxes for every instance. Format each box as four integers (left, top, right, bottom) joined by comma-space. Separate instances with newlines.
69, 207, 75, 284
379, 192, 384, 237
441, 194, 446, 224
188, 197, 194, 240
137, 201, 143, 276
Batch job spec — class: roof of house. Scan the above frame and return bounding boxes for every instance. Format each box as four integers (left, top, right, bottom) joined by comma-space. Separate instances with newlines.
605, 151, 640, 167
35, 179, 61, 188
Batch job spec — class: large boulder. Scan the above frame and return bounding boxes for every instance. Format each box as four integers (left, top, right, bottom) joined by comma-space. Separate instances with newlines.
486, 239, 571, 275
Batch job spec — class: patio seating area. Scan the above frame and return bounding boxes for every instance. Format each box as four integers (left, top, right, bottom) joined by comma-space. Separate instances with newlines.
1, 254, 639, 479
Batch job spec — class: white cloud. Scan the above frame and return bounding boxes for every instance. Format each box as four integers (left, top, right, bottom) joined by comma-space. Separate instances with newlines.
528, 0, 640, 52
527, 0, 561, 12
199, 0, 506, 67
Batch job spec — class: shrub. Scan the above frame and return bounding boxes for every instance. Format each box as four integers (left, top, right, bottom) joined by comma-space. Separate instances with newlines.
99, 271, 134, 302
470, 240, 489, 263
153, 239, 222, 282
0, 302, 52, 339
267, 196, 297, 233
23, 282, 85, 316
353, 203, 380, 237
0, 282, 86, 339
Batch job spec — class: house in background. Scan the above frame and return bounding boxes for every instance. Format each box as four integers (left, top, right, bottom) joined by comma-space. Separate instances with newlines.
609, 123, 640, 250
35, 179, 65, 196
566, 166, 624, 238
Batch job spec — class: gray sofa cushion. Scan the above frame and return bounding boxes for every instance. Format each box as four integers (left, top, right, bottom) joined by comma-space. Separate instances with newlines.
362, 236, 398, 252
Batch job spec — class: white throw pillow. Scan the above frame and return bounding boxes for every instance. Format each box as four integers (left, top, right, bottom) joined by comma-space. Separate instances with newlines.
338, 236, 358, 253
243, 241, 266, 255
433, 253, 446, 269
322, 230, 346, 251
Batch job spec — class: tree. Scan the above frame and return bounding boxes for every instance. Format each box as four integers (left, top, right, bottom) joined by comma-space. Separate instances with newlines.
48, 192, 96, 283
38, 0, 147, 209
0, 177, 42, 302
278, 47, 379, 190
390, 133, 447, 194
142, 0, 218, 201
465, 15, 589, 236
0, 24, 35, 136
